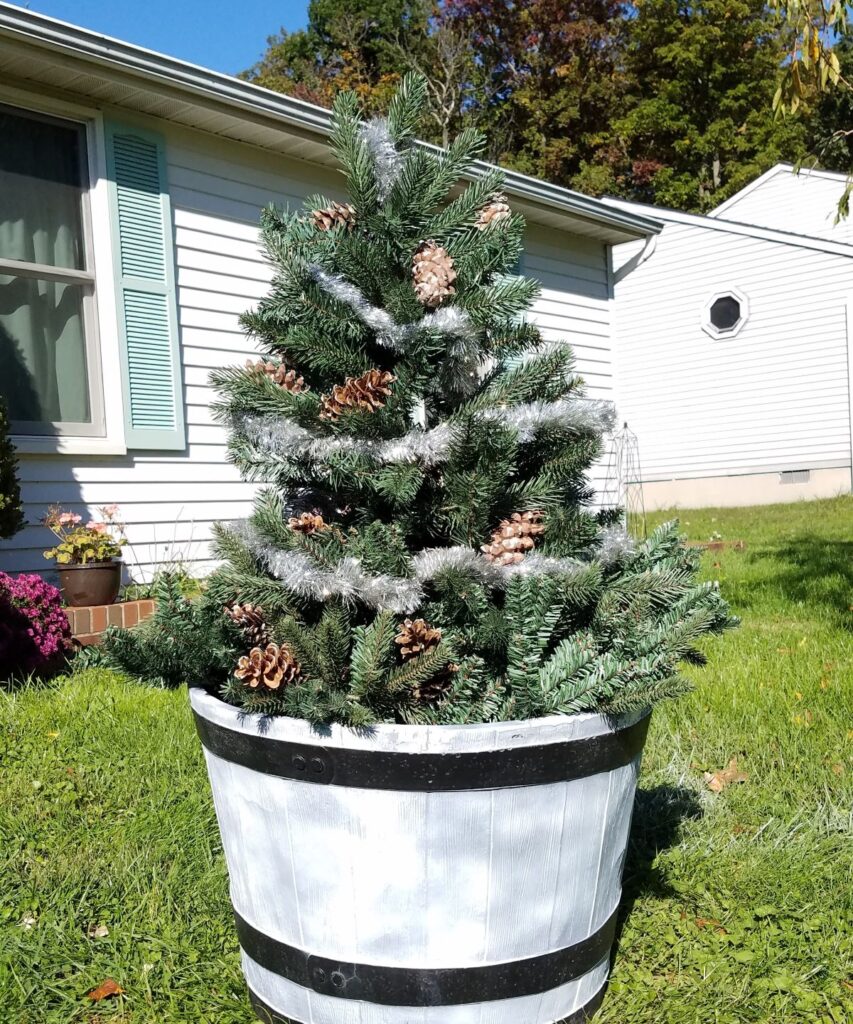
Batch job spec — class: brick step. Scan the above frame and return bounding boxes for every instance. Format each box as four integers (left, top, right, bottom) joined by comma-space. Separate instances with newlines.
65, 599, 156, 646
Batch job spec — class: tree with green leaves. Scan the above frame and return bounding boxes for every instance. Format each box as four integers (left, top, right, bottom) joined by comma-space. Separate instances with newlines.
105, 76, 736, 724
608, 0, 811, 210
241, 0, 430, 116
771, 0, 853, 214
443, 0, 630, 182
0, 396, 24, 541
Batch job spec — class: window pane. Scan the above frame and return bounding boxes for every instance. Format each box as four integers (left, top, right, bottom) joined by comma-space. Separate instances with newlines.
0, 275, 91, 424
0, 108, 86, 270
710, 295, 741, 331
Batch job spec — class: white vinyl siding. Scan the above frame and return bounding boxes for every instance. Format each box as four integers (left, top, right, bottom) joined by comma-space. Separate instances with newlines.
612, 219, 853, 482
715, 168, 853, 246
1, 122, 617, 578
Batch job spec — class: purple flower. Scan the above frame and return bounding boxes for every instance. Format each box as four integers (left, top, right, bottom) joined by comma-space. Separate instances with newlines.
0, 571, 72, 678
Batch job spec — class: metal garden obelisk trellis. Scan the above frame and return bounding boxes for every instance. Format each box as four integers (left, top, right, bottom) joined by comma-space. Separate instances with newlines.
601, 422, 647, 538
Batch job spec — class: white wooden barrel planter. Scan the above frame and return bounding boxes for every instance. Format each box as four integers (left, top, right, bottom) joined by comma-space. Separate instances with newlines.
190, 687, 650, 1024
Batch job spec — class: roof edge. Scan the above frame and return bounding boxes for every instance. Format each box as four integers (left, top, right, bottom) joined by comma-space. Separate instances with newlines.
602, 196, 853, 259
712, 162, 853, 218
0, 2, 662, 241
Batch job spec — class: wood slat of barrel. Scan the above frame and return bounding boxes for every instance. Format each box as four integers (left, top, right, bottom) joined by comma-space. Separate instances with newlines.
190, 687, 649, 1024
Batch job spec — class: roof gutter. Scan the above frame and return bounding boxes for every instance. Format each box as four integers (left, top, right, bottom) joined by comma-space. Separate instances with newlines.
0, 2, 662, 239
603, 195, 853, 259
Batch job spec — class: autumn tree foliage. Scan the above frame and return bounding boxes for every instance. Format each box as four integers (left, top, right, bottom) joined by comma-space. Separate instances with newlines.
241, 0, 429, 115
611, 0, 812, 210
243, 0, 823, 212
445, 0, 629, 183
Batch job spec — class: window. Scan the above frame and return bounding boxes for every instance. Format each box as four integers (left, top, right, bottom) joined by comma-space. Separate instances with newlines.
702, 288, 749, 339
0, 104, 103, 435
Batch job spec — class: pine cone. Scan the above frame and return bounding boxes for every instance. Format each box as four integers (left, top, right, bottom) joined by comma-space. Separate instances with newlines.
320, 369, 396, 421
224, 602, 271, 649
412, 241, 456, 307
475, 194, 512, 231
234, 643, 301, 691
311, 201, 357, 232
246, 358, 305, 393
395, 618, 442, 660
481, 510, 546, 566
288, 512, 328, 535
412, 663, 459, 703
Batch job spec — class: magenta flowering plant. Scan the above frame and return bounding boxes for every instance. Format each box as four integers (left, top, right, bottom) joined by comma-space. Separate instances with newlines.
0, 570, 72, 678
42, 504, 126, 565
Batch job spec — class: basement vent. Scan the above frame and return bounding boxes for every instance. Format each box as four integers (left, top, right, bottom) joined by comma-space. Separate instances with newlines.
779, 470, 811, 485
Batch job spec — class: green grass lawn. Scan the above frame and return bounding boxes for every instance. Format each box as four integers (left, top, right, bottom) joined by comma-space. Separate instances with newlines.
1, 496, 851, 1023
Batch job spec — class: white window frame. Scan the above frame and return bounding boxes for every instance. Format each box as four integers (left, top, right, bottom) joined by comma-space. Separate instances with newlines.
1, 86, 126, 455
701, 287, 749, 340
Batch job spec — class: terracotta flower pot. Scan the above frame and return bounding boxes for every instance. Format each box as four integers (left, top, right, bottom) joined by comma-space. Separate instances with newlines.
57, 561, 122, 607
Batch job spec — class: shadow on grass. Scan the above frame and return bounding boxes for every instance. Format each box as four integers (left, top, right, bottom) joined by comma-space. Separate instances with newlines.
613, 784, 703, 953
735, 533, 853, 627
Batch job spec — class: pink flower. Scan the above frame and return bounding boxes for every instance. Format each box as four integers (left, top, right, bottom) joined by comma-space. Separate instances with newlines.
86, 521, 108, 534
57, 512, 82, 526
101, 504, 120, 519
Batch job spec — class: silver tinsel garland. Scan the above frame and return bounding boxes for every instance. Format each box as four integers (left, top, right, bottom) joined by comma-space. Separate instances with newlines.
359, 116, 405, 201
308, 266, 478, 353
232, 524, 629, 615
238, 397, 615, 474
309, 267, 407, 350
595, 525, 636, 565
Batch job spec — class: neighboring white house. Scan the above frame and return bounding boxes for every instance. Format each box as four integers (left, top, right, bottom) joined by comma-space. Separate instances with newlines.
606, 167, 853, 509
0, 4, 661, 580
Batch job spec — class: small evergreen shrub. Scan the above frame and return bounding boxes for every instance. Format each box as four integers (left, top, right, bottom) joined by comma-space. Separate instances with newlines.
0, 571, 72, 679
0, 397, 24, 541
110, 77, 737, 724
100, 572, 235, 689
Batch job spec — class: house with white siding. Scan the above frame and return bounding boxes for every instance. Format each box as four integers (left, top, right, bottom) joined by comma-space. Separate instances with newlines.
0, 4, 661, 581
606, 167, 853, 509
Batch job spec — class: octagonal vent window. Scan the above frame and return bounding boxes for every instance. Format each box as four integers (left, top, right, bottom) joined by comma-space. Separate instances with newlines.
702, 289, 749, 338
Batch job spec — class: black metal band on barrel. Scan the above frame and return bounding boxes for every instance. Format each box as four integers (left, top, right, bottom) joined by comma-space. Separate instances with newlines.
193, 705, 649, 791
236, 906, 617, 1007
248, 981, 608, 1021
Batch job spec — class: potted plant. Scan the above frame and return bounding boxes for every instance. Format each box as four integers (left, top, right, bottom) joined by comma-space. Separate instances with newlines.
185, 77, 737, 1024
0, 570, 72, 678
42, 504, 126, 607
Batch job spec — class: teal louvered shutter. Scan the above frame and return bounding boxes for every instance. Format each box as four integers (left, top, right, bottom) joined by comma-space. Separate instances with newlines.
105, 122, 185, 450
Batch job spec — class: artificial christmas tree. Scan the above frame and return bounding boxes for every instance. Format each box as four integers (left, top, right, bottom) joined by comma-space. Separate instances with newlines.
183, 74, 736, 1024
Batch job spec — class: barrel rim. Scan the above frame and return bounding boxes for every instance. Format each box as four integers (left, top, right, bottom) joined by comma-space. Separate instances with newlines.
190, 685, 648, 749
191, 687, 650, 791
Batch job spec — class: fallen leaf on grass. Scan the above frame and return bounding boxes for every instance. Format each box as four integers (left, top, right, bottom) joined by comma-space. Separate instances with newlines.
19, 913, 37, 930
87, 979, 124, 1001
86, 923, 109, 939
694, 917, 728, 935
832, 763, 845, 777
703, 757, 749, 793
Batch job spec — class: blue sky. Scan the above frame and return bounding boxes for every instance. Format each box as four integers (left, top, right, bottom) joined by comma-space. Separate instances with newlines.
18, 1, 311, 76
